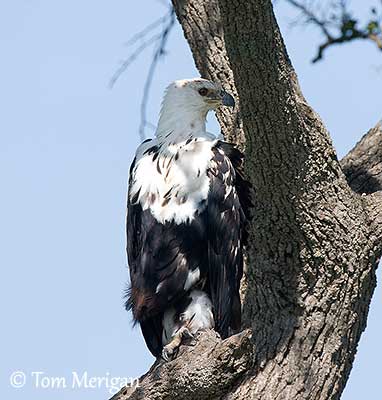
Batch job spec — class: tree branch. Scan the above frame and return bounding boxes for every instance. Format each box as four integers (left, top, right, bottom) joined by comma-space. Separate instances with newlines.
283, 0, 382, 63
364, 191, 382, 255
110, 330, 253, 400
110, 5, 176, 140
285, 0, 333, 38
312, 28, 382, 63
341, 121, 382, 195
341, 121, 382, 251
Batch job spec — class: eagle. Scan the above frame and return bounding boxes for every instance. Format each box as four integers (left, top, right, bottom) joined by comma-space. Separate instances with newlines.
125, 78, 251, 360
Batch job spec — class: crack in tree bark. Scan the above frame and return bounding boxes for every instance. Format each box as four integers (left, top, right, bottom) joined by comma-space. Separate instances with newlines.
113, 1, 382, 399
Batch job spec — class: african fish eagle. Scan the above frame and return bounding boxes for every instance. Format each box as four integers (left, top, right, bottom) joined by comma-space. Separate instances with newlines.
125, 78, 251, 360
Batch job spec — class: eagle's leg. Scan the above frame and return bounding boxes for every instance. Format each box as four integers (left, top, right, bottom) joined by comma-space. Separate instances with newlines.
161, 325, 194, 361
161, 290, 215, 361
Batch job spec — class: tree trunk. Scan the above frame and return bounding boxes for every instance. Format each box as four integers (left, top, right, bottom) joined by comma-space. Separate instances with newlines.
112, 1, 382, 399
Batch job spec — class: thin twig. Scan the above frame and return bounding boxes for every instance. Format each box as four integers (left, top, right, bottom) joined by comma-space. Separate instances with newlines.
138, 9, 176, 140
110, 6, 176, 140
110, 32, 163, 89
286, 0, 333, 38
283, 0, 382, 63
124, 14, 169, 47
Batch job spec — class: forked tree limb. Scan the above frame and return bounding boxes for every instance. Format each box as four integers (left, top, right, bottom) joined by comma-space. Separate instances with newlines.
113, 1, 382, 399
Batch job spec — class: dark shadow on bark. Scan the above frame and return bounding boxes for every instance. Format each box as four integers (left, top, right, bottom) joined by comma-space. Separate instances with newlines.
343, 166, 382, 194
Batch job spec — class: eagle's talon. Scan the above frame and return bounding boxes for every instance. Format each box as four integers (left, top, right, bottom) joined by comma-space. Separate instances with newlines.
162, 344, 178, 361
161, 325, 193, 361
161, 350, 169, 362
181, 327, 194, 340
161, 349, 169, 362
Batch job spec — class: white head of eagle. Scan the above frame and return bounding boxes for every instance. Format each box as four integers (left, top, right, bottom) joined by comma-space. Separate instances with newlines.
126, 78, 251, 360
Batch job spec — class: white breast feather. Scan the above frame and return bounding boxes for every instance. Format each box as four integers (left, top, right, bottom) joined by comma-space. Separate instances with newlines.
130, 137, 216, 224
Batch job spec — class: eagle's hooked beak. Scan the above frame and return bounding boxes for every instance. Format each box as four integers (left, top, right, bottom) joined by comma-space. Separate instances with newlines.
221, 90, 235, 108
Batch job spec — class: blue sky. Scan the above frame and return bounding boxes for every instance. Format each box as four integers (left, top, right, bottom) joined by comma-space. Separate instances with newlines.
0, 1, 380, 399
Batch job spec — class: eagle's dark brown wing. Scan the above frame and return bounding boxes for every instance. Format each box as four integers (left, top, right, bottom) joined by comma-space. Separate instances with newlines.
206, 141, 252, 337
126, 158, 209, 357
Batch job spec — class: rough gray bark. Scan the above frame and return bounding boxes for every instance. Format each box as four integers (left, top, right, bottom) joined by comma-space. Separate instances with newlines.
112, 1, 382, 399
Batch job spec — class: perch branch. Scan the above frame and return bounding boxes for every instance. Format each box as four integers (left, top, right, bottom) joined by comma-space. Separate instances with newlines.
110, 329, 253, 400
